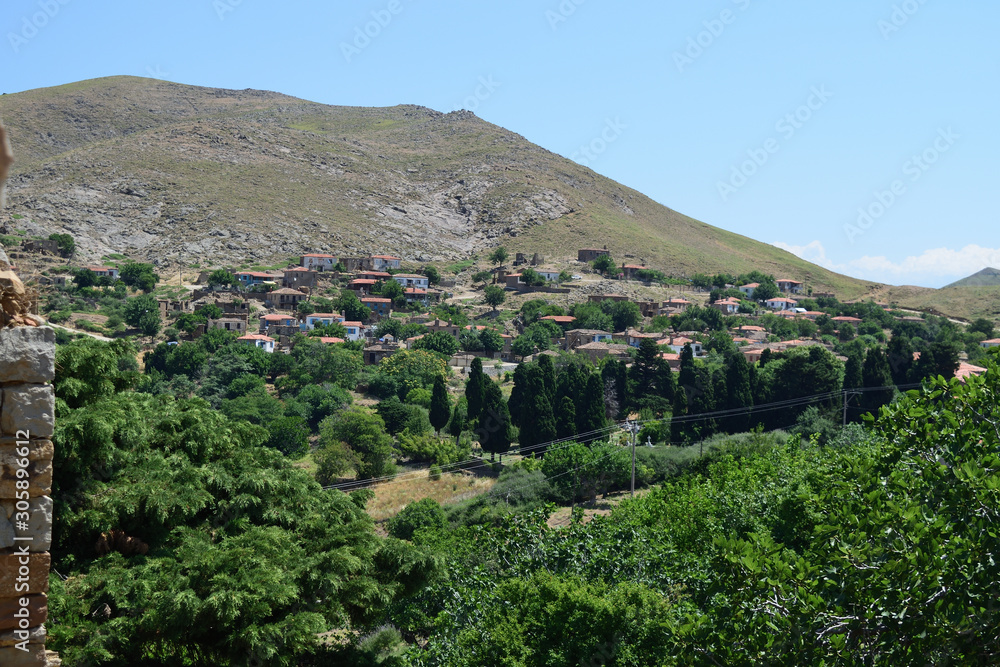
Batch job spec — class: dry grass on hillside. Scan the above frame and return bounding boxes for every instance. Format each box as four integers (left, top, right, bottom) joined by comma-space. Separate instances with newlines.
367, 470, 495, 523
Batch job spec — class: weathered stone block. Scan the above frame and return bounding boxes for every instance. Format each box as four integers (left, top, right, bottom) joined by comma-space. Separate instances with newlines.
0, 327, 55, 385
0, 496, 52, 552
0, 458, 52, 498
0, 624, 45, 648
0, 438, 54, 461
0, 643, 47, 666
0, 593, 47, 631
0, 553, 50, 594
0, 386, 54, 439
0, 439, 53, 498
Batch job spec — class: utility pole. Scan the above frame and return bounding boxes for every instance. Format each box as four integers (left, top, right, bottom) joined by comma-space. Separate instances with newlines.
843, 389, 848, 426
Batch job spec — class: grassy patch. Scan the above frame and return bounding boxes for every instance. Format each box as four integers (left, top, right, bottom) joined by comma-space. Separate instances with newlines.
446, 259, 475, 274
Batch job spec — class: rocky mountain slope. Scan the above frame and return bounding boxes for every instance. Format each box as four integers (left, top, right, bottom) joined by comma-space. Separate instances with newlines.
1, 76, 874, 296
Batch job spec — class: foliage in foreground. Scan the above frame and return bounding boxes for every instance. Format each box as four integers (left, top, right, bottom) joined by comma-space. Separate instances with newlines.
47, 339, 442, 666
388, 354, 1000, 665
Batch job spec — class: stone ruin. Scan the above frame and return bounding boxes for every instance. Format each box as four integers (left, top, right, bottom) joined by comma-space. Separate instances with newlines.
1, 123, 60, 666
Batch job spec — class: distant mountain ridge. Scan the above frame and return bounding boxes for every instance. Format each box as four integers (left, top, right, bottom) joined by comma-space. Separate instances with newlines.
0, 76, 873, 296
944, 267, 1000, 289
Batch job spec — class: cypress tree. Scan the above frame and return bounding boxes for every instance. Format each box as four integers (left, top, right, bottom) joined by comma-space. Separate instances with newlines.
449, 396, 467, 444
671, 384, 688, 444
556, 395, 577, 440
537, 353, 557, 404
429, 375, 451, 435
465, 356, 486, 420
479, 380, 512, 461
861, 347, 894, 417
519, 365, 556, 455
578, 372, 608, 435
886, 335, 914, 386
507, 363, 527, 428
725, 352, 753, 433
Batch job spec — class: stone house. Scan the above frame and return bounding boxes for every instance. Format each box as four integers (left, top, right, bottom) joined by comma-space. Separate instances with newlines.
268, 287, 308, 310
282, 267, 318, 290
360, 296, 392, 319
565, 328, 613, 351
208, 317, 246, 334
578, 247, 610, 262
371, 255, 402, 271
300, 253, 337, 271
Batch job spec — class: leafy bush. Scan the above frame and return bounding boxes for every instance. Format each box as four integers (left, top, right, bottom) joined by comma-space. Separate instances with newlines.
397, 431, 469, 465
387, 498, 446, 540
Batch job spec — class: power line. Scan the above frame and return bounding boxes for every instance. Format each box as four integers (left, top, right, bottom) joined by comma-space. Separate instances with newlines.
322, 383, 918, 492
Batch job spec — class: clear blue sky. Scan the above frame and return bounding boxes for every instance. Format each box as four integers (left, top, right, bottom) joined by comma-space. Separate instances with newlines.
4, 0, 997, 287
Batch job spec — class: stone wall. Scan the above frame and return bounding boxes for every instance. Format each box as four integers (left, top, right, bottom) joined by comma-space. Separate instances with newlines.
0, 323, 56, 666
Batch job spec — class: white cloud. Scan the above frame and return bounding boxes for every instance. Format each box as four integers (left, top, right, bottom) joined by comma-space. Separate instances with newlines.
771, 241, 1000, 287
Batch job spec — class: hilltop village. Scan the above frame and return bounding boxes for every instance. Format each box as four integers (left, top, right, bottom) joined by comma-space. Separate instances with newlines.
10, 237, 995, 381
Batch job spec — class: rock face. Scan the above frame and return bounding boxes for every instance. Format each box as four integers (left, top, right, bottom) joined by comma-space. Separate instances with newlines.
0, 324, 55, 664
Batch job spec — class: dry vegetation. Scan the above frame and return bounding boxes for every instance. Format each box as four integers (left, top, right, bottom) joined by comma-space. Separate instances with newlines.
367, 470, 495, 523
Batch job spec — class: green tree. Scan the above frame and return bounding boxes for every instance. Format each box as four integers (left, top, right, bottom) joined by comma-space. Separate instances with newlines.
422, 265, 441, 285
448, 396, 468, 444
429, 375, 451, 435
123, 294, 160, 328
519, 267, 545, 287
629, 338, 674, 413
886, 335, 914, 386
387, 498, 446, 541
207, 269, 235, 287
489, 246, 509, 268
314, 438, 358, 484
484, 284, 506, 311
968, 318, 995, 339
465, 356, 486, 420
518, 367, 557, 455
72, 267, 97, 288
413, 330, 460, 358
749, 278, 778, 302
478, 379, 512, 460
578, 373, 608, 435
48, 232, 75, 257
379, 279, 405, 300
511, 335, 535, 360
320, 408, 397, 479
264, 415, 310, 458
337, 290, 373, 323
119, 261, 160, 292
724, 352, 753, 433
605, 300, 641, 332
592, 254, 616, 276
556, 395, 577, 440
479, 328, 504, 354
377, 349, 448, 399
